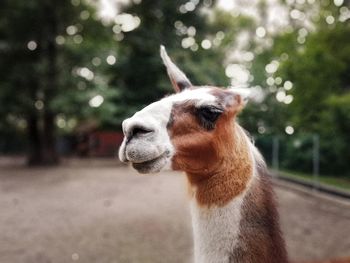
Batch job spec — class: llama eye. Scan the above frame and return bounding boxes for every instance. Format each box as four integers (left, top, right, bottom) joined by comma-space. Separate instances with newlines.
197, 106, 223, 130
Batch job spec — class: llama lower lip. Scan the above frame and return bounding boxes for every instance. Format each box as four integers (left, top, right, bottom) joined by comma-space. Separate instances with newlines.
132, 153, 168, 173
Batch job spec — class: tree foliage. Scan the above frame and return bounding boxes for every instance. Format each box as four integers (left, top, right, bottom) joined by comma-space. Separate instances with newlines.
0, 0, 349, 175
246, 0, 350, 175
0, 0, 116, 164
109, 0, 254, 123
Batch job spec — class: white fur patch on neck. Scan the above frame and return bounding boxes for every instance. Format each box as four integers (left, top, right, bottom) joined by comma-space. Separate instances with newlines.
190, 194, 245, 263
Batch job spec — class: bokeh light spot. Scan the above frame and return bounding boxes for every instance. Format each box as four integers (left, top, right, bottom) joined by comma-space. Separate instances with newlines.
284, 81, 293, 90
56, 36, 65, 45
27, 41, 37, 51
106, 55, 116, 65
66, 25, 78, 35
326, 15, 335, 24
80, 10, 90, 20
89, 95, 104, 108
334, 0, 344, 6
285, 126, 295, 135
34, 100, 44, 110
92, 57, 101, 66
201, 39, 212, 49
256, 27, 266, 38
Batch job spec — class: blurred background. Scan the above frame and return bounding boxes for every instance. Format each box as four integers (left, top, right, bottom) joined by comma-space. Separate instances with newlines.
0, 0, 350, 262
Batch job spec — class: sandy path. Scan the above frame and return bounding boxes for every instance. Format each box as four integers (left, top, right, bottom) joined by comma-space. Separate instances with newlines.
0, 159, 349, 263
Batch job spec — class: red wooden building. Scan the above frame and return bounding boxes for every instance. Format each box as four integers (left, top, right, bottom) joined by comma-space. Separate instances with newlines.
88, 131, 124, 157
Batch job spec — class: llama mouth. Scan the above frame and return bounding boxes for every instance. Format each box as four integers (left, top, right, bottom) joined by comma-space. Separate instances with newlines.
132, 151, 170, 174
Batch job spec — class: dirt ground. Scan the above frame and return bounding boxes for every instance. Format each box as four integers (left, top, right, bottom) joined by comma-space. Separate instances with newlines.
0, 158, 350, 263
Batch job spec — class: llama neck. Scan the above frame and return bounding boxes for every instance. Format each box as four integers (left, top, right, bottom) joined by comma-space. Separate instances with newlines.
231, 170, 288, 263
186, 125, 288, 263
189, 172, 288, 263
186, 124, 253, 207
189, 189, 246, 263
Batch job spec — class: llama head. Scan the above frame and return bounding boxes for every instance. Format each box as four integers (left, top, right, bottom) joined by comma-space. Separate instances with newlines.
118, 46, 251, 174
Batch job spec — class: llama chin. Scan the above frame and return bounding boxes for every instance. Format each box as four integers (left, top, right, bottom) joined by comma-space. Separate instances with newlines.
131, 150, 172, 174
118, 46, 288, 263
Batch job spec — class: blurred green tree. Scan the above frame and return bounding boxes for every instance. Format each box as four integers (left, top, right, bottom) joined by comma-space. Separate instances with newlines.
278, 2, 350, 174
248, 0, 350, 175
109, 0, 254, 123
0, 0, 116, 165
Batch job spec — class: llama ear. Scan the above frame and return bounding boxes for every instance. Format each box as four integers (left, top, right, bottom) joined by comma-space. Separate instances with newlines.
160, 45, 192, 93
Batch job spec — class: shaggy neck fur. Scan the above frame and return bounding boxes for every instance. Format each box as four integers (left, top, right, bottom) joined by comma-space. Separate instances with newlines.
185, 124, 288, 263
186, 124, 252, 207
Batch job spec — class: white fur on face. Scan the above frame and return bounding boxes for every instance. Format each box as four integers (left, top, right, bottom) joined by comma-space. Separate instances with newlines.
118, 87, 217, 173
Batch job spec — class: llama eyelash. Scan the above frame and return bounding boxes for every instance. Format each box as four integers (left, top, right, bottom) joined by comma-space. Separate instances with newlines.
196, 106, 224, 130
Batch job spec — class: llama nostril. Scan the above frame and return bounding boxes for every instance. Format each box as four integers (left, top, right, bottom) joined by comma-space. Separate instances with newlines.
128, 125, 154, 140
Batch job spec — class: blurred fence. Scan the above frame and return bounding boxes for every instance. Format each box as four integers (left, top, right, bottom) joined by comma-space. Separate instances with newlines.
255, 134, 350, 198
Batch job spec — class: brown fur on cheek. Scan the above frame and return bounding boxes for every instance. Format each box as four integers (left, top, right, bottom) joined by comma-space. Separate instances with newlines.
188, 122, 253, 207
167, 103, 222, 174
172, 132, 221, 173
167, 100, 253, 207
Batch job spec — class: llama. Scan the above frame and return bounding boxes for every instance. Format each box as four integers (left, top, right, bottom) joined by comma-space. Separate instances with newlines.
118, 46, 288, 263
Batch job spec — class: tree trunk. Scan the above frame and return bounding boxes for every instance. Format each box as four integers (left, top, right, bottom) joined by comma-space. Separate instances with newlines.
41, 111, 59, 165
41, 0, 59, 165
27, 0, 59, 166
27, 112, 59, 166
27, 114, 43, 165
